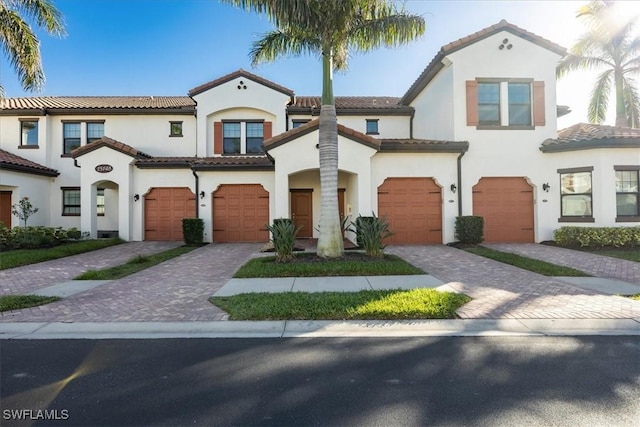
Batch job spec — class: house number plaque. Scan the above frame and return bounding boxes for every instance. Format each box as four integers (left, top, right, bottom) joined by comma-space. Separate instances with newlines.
95, 164, 113, 173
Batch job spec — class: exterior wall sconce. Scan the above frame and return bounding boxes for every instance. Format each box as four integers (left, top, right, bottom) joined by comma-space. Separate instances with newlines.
450, 184, 457, 193
200, 191, 205, 199
133, 194, 140, 202
542, 183, 550, 192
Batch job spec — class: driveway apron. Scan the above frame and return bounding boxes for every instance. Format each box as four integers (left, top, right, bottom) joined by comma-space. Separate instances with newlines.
387, 245, 640, 320
1, 243, 263, 322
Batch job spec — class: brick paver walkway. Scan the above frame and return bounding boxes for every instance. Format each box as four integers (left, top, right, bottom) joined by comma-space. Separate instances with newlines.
388, 245, 640, 320
1, 241, 181, 295
1, 243, 262, 322
485, 243, 640, 285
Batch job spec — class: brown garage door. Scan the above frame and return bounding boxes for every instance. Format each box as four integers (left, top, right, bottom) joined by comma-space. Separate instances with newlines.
473, 177, 534, 243
145, 187, 196, 241
212, 184, 269, 242
378, 178, 442, 245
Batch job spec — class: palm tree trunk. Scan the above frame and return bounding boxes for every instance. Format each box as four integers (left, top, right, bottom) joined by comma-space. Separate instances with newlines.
615, 69, 627, 127
316, 47, 343, 258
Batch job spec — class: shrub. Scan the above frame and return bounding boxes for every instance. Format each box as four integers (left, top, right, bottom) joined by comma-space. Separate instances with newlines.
554, 226, 640, 248
266, 218, 301, 262
11, 197, 39, 227
455, 216, 484, 244
0, 226, 87, 251
351, 213, 392, 258
182, 218, 204, 245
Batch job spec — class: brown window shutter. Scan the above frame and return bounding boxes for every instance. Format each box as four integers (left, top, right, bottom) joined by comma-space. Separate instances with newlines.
533, 81, 545, 126
466, 80, 478, 126
263, 121, 272, 140
213, 121, 222, 154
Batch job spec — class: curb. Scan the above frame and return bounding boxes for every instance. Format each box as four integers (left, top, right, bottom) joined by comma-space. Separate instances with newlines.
1, 318, 639, 339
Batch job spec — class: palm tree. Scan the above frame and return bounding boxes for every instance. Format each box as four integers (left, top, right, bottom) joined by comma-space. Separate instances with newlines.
224, 0, 425, 257
0, 0, 66, 95
557, 0, 640, 128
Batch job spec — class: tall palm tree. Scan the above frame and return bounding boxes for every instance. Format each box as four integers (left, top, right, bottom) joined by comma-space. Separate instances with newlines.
224, 0, 425, 257
0, 0, 66, 95
557, 0, 640, 128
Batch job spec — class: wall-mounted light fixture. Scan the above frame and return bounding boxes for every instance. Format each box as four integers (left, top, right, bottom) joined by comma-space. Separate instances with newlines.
200, 191, 205, 199
450, 184, 457, 193
133, 194, 140, 202
542, 183, 550, 192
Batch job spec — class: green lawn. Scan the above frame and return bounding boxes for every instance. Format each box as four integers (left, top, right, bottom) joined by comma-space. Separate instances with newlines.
0, 238, 123, 270
579, 248, 640, 263
234, 252, 425, 278
211, 288, 470, 320
0, 295, 60, 312
462, 245, 590, 277
74, 245, 199, 280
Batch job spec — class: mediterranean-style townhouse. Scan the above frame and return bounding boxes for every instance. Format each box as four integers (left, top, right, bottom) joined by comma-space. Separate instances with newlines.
1, 20, 639, 244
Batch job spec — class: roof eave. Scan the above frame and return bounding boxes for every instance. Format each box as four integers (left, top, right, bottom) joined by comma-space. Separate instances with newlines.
0, 163, 59, 177
380, 141, 469, 153
540, 139, 640, 153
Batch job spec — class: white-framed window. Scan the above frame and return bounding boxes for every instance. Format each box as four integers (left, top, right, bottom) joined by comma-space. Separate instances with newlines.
559, 167, 594, 222
87, 122, 104, 143
615, 166, 640, 220
63, 122, 81, 153
20, 119, 39, 146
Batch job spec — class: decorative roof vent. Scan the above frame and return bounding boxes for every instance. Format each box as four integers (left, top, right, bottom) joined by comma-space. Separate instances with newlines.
498, 38, 513, 50
237, 80, 247, 90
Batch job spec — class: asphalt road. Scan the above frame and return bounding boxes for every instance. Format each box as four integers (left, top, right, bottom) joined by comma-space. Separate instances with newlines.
1, 337, 639, 426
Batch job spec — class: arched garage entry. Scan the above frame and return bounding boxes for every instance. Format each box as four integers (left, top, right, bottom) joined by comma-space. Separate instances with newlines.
472, 177, 534, 243
378, 178, 443, 245
144, 187, 195, 241
212, 184, 269, 242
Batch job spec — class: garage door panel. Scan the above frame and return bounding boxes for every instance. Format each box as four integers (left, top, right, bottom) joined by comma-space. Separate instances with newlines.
212, 184, 269, 243
378, 178, 442, 245
473, 177, 534, 243
144, 187, 196, 241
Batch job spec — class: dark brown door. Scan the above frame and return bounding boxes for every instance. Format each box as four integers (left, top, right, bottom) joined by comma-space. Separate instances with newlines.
473, 177, 534, 243
291, 189, 313, 238
338, 188, 345, 236
0, 191, 12, 227
212, 184, 270, 242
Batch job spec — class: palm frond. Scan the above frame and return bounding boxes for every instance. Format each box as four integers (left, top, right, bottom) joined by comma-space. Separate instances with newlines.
621, 76, 640, 128
9, 0, 66, 36
349, 13, 425, 52
587, 69, 613, 124
557, 54, 612, 78
250, 29, 320, 67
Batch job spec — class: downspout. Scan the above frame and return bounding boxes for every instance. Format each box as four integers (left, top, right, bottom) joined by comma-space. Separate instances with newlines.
192, 169, 200, 218
409, 110, 415, 139
456, 151, 465, 217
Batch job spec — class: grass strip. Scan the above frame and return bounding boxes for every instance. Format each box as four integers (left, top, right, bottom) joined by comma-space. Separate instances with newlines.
234, 253, 424, 278
1, 239, 123, 270
74, 245, 198, 280
211, 288, 470, 320
579, 248, 640, 263
463, 245, 590, 277
0, 295, 60, 312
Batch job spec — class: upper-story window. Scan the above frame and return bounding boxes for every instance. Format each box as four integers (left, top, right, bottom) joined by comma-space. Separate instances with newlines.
292, 119, 310, 129
87, 122, 104, 143
20, 119, 39, 147
615, 167, 639, 221
467, 79, 544, 129
245, 122, 264, 153
170, 121, 183, 137
64, 122, 81, 153
223, 122, 242, 154
559, 167, 594, 222
214, 120, 271, 155
365, 119, 379, 135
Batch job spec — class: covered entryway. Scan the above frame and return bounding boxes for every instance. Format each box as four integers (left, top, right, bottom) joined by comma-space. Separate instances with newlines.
145, 187, 196, 241
377, 178, 442, 244
212, 184, 269, 242
0, 191, 12, 227
472, 177, 534, 243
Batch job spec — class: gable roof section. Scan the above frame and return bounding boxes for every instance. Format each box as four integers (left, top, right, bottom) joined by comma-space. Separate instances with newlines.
381, 139, 469, 153
0, 96, 195, 116
263, 119, 380, 151
289, 96, 413, 115
0, 149, 59, 177
541, 123, 640, 152
188, 69, 294, 97
400, 20, 567, 105
71, 136, 153, 159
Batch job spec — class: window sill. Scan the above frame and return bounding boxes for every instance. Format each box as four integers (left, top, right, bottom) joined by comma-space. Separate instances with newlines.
169, 134, 183, 138
62, 213, 80, 217
366, 132, 380, 135
476, 125, 535, 130
558, 217, 595, 223
616, 216, 640, 223
18, 145, 39, 149
60, 153, 73, 158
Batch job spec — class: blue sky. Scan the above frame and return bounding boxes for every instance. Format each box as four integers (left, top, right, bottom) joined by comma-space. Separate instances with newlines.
1, 0, 638, 127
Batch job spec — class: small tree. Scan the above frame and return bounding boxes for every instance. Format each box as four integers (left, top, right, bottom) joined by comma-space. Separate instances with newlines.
11, 196, 39, 227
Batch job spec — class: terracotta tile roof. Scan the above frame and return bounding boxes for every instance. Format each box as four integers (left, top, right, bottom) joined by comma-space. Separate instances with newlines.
380, 139, 469, 153
135, 155, 274, 170
263, 119, 380, 151
71, 136, 153, 159
0, 149, 59, 177
189, 69, 294, 97
541, 123, 640, 152
289, 96, 413, 114
400, 20, 567, 105
0, 96, 195, 114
